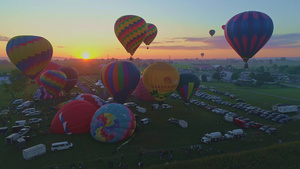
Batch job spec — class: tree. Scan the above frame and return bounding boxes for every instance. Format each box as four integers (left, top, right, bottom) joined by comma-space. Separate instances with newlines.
212, 71, 222, 80
1, 69, 29, 101
272, 64, 278, 71
256, 66, 265, 72
231, 72, 240, 80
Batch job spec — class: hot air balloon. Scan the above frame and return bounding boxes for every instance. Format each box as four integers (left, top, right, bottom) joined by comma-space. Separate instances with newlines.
222, 25, 225, 30
209, 29, 215, 37
134, 77, 155, 102
201, 53, 204, 57
33, 86, 64, 100
75, 93, 107, 109
58, 67, 78, 93
90, 103, 136, 143
176, 73, 200, 103
224, 11, 273, 68
6, 35, 53, 80
50, 100, 98, 134
144, 23, 158, 49
40, 70, 67, 96
114, 15, 148, 60
101, 61, 140, 103
36, 62, 61, 87
142, 62, 180, 102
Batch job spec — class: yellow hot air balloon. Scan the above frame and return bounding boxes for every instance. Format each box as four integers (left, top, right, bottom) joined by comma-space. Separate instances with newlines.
142, 62, 180, 101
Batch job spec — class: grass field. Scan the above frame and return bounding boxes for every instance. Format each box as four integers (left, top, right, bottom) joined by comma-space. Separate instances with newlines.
0, 76, 300, 169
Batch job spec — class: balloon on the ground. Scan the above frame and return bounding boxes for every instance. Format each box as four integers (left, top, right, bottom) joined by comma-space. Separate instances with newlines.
58, 67, 78, 93
176, 73, 200, 103
114, 15, 147, 57
55, 100, 72, 110
33, 86, 64, 100
144, 23, 158, 47
209, 29, 215, 37
90, 103, 136, 143
50, 100, 98, 134
36, 62, 62, 87
224, 11, 273, 68
134, 77, 155, 102
40, 70, 67, 96
101, 61, 140, 103
143, 62, 180, 101
6, 35, 53, 80
75, 93, 107, 108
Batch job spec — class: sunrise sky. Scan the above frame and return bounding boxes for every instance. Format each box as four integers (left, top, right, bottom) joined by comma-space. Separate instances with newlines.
1, 0, 300, 60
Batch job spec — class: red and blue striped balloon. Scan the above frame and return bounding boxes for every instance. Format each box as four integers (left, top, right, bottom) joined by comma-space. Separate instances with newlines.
101, 61, 140, 103
225, 11, 273, 68
6, 35, 53, 79
40, 70, 67, 96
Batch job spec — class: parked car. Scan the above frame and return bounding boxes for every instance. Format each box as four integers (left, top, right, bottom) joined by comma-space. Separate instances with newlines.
18, 126, 31, 136
123, 102, 137, 107
13, 99, 24, 105
168, 118, 179, 124
140, 118, 151, 125
265, 127, 278, 135
25, 110, 42, 117
28, 118, 43, 124
259, 125, 270, 132
22, 108, 36, 114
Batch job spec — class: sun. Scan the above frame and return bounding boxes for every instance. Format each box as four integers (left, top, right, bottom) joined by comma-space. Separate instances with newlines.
82, 53, 90, 59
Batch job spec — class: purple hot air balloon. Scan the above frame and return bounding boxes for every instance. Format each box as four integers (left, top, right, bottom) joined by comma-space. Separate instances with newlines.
225, 11, 274, 68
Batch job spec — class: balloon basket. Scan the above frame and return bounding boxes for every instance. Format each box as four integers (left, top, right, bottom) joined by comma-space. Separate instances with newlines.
244, 63, 248, 69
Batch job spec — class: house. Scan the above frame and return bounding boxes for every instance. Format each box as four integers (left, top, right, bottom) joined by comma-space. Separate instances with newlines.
213, 65, 223, 71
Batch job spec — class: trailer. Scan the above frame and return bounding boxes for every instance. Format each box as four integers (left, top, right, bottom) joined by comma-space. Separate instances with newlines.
277, 105, 298, 113
5, 133, 20, 144
22, 144, 46, 160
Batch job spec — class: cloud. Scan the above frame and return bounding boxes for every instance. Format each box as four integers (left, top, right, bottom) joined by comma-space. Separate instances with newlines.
265, 33, 300, 48
141, 45, 202, 50
0, 35, 10, 41
56, 46, 65, 48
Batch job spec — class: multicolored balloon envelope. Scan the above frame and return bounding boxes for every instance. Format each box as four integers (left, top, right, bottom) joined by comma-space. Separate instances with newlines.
114, 15, 147, 56
142, 62, 180, 101
144, 23, 158, 46
50, 100, 98, 134
75, 93, 107, 109
224, 11, 273, 68
58, 66, 79, 93
101, 61, 140, 103
33, 86, 64, 100
134, 77, 155, 102
36, 62, 62, 87
90, 103, 136, 143
6, 35, 53, 80
40, 70, 67, 96
176, 73, 200, 103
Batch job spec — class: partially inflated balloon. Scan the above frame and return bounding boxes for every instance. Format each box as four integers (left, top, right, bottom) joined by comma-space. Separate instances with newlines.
101, 61, 140, 103
33, 86, 64, 100
58, 67, 78, 93
75, 93, 107, 109
40, 70, 67, 96
6, 35, 53, 79
90, 103, 136, 143
225, 11, 273, 68
176, 73, 200, 103
36, 62, 61, 87
209, 29, 215, 37
143, 62, 180, 101
134, 77, 155, 102
114, 15, 147, 57
144, 23, 158, 47
51, 100, 98, 134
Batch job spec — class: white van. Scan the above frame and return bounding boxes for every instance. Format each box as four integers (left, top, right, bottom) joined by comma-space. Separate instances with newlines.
51, 141, 73, 151
15, 120, 26, 126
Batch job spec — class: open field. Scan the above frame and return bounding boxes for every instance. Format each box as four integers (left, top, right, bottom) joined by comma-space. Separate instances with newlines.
1, 75, 300, 169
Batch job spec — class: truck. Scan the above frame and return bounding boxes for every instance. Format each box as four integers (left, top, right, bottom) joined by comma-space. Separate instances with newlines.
22, 144, 46, 160
15, 120, 26, 126
201, 132, 223, 144
277, 105, 298, 113
5, 133, 20, 144
224, 129, 247, 139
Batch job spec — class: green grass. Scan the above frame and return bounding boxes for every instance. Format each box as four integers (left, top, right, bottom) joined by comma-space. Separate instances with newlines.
0, 78, 300, 169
